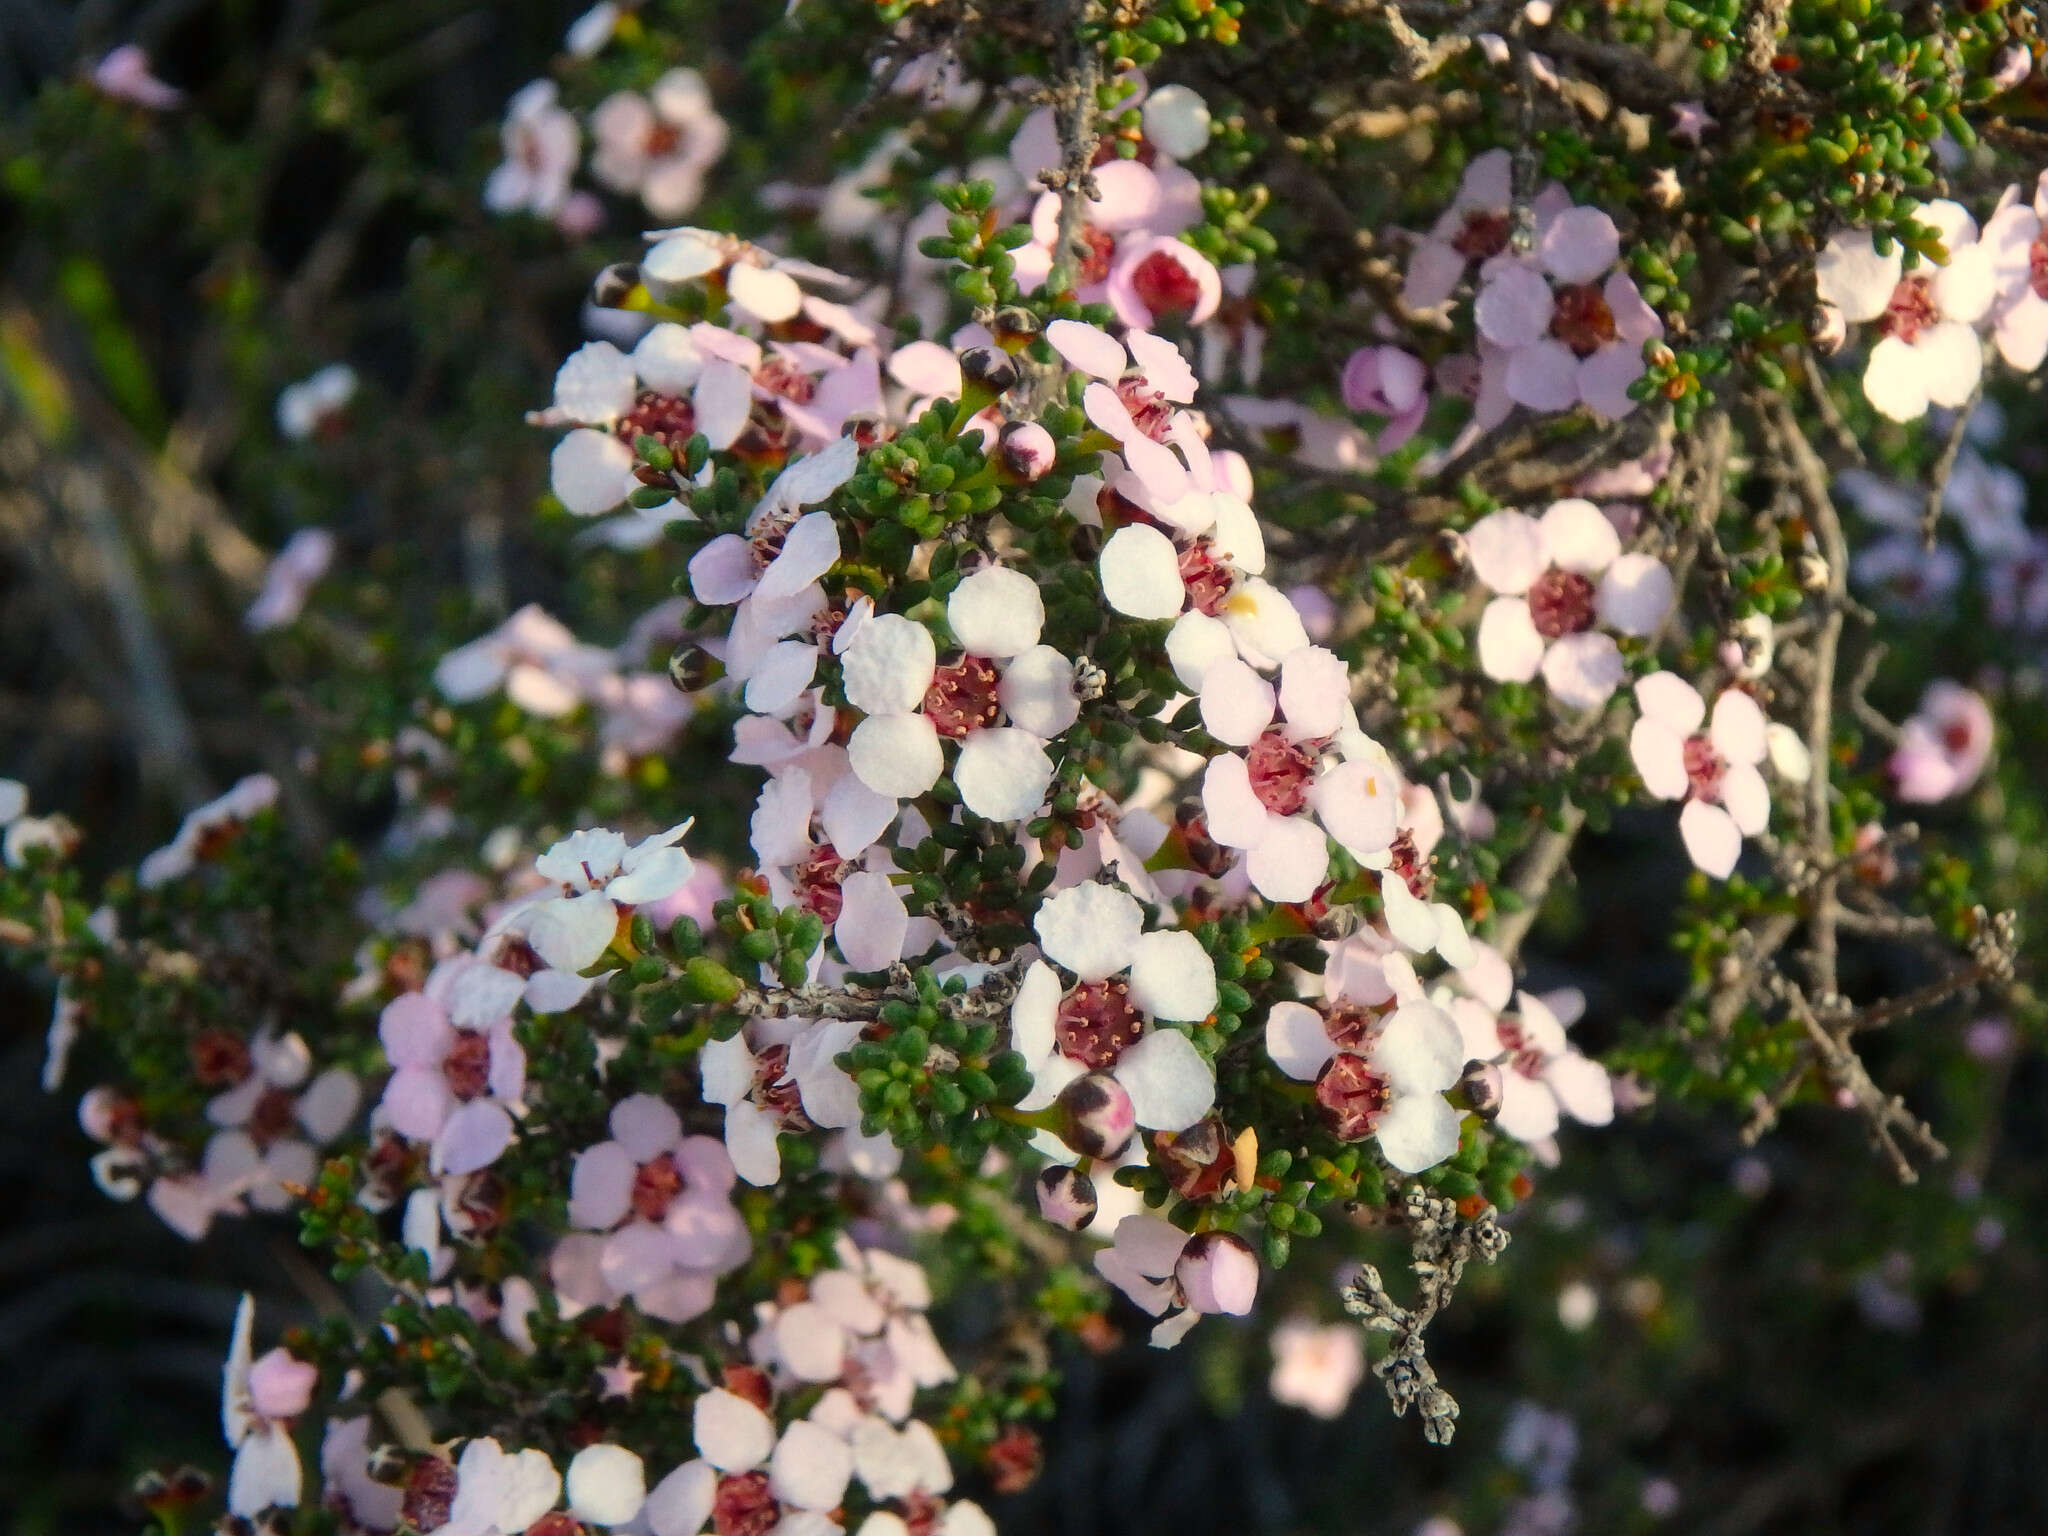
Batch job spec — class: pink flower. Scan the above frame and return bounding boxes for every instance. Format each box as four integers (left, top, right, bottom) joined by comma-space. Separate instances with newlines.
1269, 1319, 1367, 1418
202, 1033, 360, 1214
485, 80, 579, 219
1403, 149, 1516, 311
91, 45, 183, 109
589, 69, 728, 218
377, 967, 527, 1176
1448, 956, 1613, 1144
245, 528, 335, 633
1472, 201, 1664, 420
1106, 234, 1224, 329
1340, 345, 1430, 453
1629, 673, 1771, 878
1815, 203, 1995, 422
1889, 681, 1993, 802
433, 604, 617, 718
1466, 499, 1674, 709
555, 1094, 750, 1322
1095, 1216, 1258, 1347
700, 1018, 869, 1185
1981, 172, 2048, 372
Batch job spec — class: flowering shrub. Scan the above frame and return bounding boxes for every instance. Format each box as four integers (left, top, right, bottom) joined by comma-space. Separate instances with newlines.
3, 0, 2046, 1531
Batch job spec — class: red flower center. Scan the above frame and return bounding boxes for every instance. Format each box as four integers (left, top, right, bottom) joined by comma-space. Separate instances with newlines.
2030, 233, 2048, 302
248, 1087, 298, 1149
190, 1030, 252, 1088
1246, 730, 1318, 816
1314, 1053, 1391, 1141
1115, 373, 1174, 442
615, 390, 697, 450
630, 1151, 684, 1222
645, 121, 685, 158
986, 1423, 1046, 1494
1129, 248, 1204, 319
753, 1043, 807, 1123
1055, 978, 1145, 1069
1179, 538, 1235, 615
1452, 209, 1511, 260
794, 843, 847, 924
1879, 275, 1939, 344
922, 655, 1002, 739
752, 355, 816, 404
712, 1471, 780, 1536
1526, 566, 1598, 638
444, 1030, 492, 1100
748, 507, 800, 572
1942, 719, 1975, 754
1077, 227, 1117, 287
1323, 1001, 1388, 1050
1682, 734, 1725, 801
1388, 829, 1434, 900
1551, 282, 1617, 357
402, 1458, 460, 1532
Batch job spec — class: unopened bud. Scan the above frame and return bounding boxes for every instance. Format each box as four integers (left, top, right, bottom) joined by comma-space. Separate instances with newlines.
1034, 1164, 1099, 1230
1055, 1072, 1136, 1161
959, 345, 1020, 397
592, 262, 642, 308
1808, 303, 1847, 357
991, 306, 1043, 349
1456, 1060, 1505, 1119
668, 642, 725, 693
999, 420, 1056, 481
1174, 1230, 1259, 1315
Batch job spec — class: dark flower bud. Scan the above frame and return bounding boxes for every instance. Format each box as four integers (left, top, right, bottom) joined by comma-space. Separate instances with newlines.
1056, 1071, 1137, 1162
992, 305, 1043, 349
1456, 1059, 1505, 1119
1034, 1163, 1099, 1230
592, 262, 642, 308
1175, 1230, 1260, 1315
668, 642, 725, 693
999, 420, 1056, 481
959, 345, 1021, 397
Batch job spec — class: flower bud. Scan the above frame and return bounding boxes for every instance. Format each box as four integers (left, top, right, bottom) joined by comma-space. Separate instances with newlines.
1174, 1230, 1259, 1315
1456, 1060, 1505, 1120
991, 305, 1043, 349
1034, 1164, 1099, 1230
1808, 303, 1847, 357
591, 262, 642, 308
999, 420, 1056, 481
1055, 1071, 1136, 1161
668, 642, 725, 694
958, 345, 1020, 397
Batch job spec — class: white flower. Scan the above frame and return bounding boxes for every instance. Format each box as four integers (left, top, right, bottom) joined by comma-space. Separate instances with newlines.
275, 363, 356, 440
567, 1444, 646, 1526
484, 80, 579, 218
1816, 203, 1995, 422
1265, 973, 1465, 1173
221, 1295, 311, 1516
1010, 883, 1217, 1136
511, 822, 696, 972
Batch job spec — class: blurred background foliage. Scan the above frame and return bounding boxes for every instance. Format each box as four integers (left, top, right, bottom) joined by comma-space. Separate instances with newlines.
1, 3, 2045, 1534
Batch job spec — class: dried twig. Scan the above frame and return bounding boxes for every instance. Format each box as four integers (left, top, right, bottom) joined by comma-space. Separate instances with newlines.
1342, 1190, 1510, 1445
